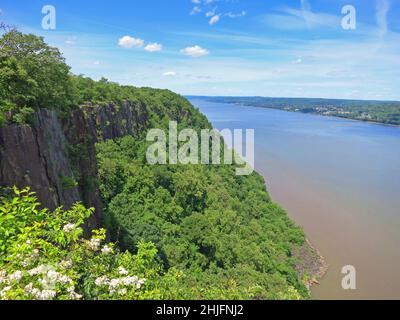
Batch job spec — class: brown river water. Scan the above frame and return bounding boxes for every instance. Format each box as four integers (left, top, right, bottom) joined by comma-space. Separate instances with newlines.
192, 99, 400, 299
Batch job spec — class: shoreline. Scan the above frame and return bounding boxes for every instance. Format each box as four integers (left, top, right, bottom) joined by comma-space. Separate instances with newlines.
192, 97, 330, 296
215, 101, 400, 128
293, 239, 329, 292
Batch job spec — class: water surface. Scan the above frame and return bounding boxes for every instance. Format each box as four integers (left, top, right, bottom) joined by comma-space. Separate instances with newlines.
191, 99, 400, 299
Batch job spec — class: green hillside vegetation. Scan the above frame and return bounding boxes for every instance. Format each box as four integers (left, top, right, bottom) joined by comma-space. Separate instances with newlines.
0, 30, 309, 299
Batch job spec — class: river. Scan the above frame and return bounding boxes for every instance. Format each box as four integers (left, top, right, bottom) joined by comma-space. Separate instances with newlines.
191, 98, 400, 300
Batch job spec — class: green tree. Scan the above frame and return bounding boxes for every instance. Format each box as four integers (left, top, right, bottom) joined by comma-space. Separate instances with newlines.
0, 30, 75, 124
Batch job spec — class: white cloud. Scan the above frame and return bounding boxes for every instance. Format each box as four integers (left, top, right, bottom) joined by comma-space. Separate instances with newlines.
226, 11, 247, 18
209, 14, 220, 25
93, 60, 100, 65
192, 0, 201, 4
65, 36, 77, 45
190, 6, 201, 15
163, 71, 177, 76
206, 10, 216, 17
144, 42, 162, 52
181, 45, 210, 57
118, 35, 144, 48
376, 0, 390, 36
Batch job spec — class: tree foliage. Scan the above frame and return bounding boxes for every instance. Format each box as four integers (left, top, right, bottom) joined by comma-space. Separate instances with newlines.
0, 30, 75, 123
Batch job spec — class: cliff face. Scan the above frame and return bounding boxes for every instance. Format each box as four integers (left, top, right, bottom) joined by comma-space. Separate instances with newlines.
0, 102, 149, 229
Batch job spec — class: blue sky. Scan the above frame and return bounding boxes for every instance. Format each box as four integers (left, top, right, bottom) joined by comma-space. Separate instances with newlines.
1, 0, 399, 100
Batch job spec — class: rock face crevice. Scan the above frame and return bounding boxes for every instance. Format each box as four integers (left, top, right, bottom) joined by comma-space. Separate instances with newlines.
0, 102, 149, 230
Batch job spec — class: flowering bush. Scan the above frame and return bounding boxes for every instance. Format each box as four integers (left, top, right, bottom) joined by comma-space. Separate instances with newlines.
0, 187, 162, 300
0, 187, 304, 300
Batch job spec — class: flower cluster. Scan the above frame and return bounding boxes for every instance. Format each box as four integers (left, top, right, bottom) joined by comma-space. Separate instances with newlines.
0, 270, 23, 286
24, 283, 57, 300
0, 188, 161, 301
94, 268, 146, 295
62, 223, 75, 233
88, 238, 101, 251
37, 269, 73, 287
101, 245, 113, 255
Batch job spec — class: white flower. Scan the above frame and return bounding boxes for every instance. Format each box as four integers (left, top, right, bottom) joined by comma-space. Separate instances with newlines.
136, 279, 146, 289
59, 259, 73, 269
9, 270, 23, 282
31, 249, 39, 259
95, 276, 109, 286
21, 260, 29, 268
24, 283, 34, 294
109, 278, 121, 289
101, 245, 113, 255
69, 291, 82, 300
62, 223, 75, 233
58, 274, 72, 285
31, 288, 40, 296
122, 276, 138, 286
28, 264, 47, 276
0, 286, 11, 298
88, 238, 101, 251
0, 271, 7, 284
118, 267, 128, 275
38, 289, 57, 300
47, 270, 59, 281
66, 286, 82, 299
118, 288, 127, 295
26, 239, 31, 245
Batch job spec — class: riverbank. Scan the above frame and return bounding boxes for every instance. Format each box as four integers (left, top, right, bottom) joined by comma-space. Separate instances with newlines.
293, 239, 329, 291
193, 98, 400, 299
228, 102, 400, 128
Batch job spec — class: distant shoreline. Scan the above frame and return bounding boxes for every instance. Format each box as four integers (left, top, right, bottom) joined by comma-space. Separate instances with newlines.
187, 96, 400, 128
235, 102, 400, 128
199, 99, 400, 128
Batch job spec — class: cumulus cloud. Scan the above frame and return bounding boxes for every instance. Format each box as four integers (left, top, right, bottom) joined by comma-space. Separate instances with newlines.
118, 35, 144, 48
181, 45, 210, 57
206, 8, 216, 17
163, 71, 177, 76
209, 14, 220, 25
144, 42, 162, 52
190, 6, 201, 15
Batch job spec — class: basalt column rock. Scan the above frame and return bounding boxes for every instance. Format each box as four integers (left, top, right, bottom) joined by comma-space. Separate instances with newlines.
0, 109, 80, 210
0, 101, 150, 231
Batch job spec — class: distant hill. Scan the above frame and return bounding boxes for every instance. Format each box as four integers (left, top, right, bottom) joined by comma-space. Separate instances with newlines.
188, 96, 400, 125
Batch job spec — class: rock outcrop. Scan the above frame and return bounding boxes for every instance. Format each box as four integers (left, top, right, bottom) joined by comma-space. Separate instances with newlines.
0, 102, 149, 230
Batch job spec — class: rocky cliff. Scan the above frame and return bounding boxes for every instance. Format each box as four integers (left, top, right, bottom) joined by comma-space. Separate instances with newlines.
0, 101, 149, 229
